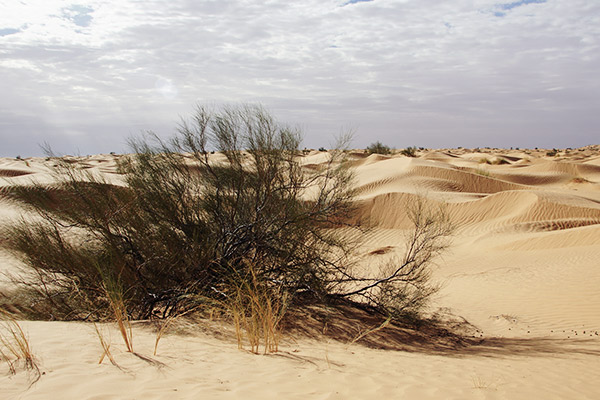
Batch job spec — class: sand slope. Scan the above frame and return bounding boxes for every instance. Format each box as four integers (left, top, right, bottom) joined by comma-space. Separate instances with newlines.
2, 147, 600, 399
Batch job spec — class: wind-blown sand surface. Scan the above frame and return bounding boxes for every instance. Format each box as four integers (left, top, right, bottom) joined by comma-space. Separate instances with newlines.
1, 147, 600, 399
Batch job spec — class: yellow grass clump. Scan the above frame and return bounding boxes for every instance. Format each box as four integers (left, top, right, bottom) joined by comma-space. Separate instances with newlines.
0, 311, 38, 377
228, 263, 289, 354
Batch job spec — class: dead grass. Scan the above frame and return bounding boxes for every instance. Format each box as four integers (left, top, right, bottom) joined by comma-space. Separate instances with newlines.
471, 374, 498, 390
94, 323, 118, 367
103, 281, 133, 353
153, 317, 175, 356
347, 316, 391, 347
228, 265, 289, 354
474, 168, 491, 177
0, 310, 39, 379
153, 306, 203, 356
368, 246, 395, 256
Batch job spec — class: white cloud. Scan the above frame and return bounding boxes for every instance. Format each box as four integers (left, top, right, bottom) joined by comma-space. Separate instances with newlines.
0, 0, 599, 155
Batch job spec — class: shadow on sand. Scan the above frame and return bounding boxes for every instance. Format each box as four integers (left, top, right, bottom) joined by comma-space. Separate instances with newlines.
285, 303, 600, 358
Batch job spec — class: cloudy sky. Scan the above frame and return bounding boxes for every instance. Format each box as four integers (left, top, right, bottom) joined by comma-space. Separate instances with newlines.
1, 0, 599, 156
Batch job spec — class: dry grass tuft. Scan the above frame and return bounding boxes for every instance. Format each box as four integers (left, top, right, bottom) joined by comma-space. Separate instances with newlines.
94, 323, 118, 367
0, 311, 39, 379
347, 316, 391, 347
102, 280, 133, 353
153, 317, 175, 357
368, 246, 395, 256
228, 264, 289, 354
153, 306, 202, 356
474, 168, 491, 177
471, 374, 498, 390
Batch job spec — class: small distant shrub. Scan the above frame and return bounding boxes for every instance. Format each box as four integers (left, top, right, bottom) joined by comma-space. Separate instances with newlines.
400, 146, 418, 157
547, 148, 559, 157
366, 141, 391, 155
318, 147, 327, 152
480, 157, 508, 165
490, 158, 509, 165
571, 177, 589, 184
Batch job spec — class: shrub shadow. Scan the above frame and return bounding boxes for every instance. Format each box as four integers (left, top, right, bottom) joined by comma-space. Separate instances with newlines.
285, 302, 600, 358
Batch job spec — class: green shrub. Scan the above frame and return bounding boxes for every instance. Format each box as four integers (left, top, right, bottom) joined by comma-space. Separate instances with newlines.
1, 104, 452, 333
366, 141, 391, 155
1, 105, 356, 321
400, 146, 417, 157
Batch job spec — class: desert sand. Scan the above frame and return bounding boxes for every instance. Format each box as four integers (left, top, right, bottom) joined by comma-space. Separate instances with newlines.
1, 146, 600, 399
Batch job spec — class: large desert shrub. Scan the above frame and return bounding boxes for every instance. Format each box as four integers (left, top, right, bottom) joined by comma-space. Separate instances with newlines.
1, 105, 356, 320
1, 105, 451, 331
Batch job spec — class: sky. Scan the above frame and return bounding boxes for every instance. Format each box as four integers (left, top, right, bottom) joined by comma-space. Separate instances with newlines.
0, 0, 599, 156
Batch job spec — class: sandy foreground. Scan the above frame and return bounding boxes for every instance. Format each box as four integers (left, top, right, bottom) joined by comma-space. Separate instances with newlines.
1, 147, 600, 399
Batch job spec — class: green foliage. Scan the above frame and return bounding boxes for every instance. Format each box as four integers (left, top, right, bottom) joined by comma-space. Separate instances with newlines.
1, 105, 451, 331
366, 141, 391, 155
474, 168, 491, 177
400, 146, 418, 157
2, 105, 356, 321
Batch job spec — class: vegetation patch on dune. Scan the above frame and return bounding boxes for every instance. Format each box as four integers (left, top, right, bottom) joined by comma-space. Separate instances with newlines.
1, 105, 452, 354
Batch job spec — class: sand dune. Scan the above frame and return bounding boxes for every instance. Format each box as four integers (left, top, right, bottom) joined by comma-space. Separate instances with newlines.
2, 147, 600, 399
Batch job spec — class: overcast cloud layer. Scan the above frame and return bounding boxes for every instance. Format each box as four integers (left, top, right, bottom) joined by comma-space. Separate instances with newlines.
0, 0, 599, 156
